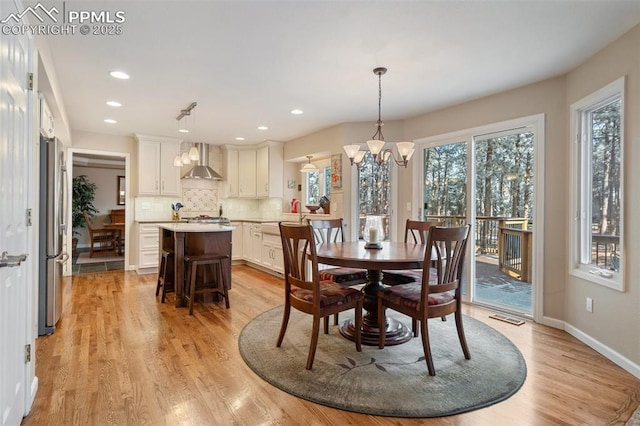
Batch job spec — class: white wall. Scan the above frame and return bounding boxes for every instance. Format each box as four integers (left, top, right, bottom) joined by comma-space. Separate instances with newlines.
564, 24, 640, 368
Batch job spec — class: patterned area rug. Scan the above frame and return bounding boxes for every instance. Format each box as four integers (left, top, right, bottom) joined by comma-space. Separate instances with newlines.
628, 406, 640, 425
239, 306, 527, 418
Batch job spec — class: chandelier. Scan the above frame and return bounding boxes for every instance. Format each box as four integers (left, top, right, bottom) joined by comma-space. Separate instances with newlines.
343, 67, 415, 167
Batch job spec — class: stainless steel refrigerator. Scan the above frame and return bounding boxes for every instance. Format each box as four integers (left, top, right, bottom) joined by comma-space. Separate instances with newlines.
38, 135, 68, 335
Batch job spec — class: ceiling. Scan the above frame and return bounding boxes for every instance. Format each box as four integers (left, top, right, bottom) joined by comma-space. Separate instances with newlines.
34, 1, 640, 146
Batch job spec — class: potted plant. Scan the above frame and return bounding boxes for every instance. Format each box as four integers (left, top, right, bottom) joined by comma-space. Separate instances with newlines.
72, 175, 99, 253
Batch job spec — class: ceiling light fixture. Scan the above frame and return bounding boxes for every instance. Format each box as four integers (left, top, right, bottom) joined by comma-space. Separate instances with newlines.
106, 101, 121, 107
300, 155, 318, 173
257, 125, 268, 130
343, 67, 415, 168
104, 118, 117, 124
176, 102, 197, 134
109, 70, 130, 80
173, 102, 199, 167
291, 109, 303, 115
235, 137, 245, 141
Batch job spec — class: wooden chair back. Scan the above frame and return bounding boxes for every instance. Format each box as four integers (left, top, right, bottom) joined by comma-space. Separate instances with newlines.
404, 219, 445, 244
279, 223, 319, 307
422, 225, 471, 310
307, 218, 346, 244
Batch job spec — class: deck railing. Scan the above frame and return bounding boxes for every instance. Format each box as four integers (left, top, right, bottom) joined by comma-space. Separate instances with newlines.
426, 215, 531, 282
425, 216, 620, 282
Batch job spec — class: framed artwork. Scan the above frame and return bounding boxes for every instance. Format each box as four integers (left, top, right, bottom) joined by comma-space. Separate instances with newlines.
331, 154, 342, 188
117, 176, 125, 205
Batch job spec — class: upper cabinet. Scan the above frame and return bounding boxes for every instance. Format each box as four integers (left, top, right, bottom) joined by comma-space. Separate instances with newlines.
224, 149, 239, 197
238, 150, 257, 198
256, 144, 283, 198
136, 134, 182, 196
223, 142, 283, 199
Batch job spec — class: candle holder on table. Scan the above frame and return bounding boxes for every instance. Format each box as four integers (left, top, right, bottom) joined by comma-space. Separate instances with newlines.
363, 215, 384, 250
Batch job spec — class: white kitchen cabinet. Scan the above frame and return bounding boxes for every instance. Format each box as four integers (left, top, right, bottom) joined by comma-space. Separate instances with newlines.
238, 150, 257, 198
224, 149, 239, 198
242, 222, 262, 263
256, 143, 283, 198
242, 222, 252, 259
249, 225, 262, 263
261, 232, 283, 274
137, 223, 160, 274
231, 221, 243, 260
136, 134, 181, 196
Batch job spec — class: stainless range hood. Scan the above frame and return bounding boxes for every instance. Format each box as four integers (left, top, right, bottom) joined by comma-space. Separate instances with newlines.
182, 143, 223, 180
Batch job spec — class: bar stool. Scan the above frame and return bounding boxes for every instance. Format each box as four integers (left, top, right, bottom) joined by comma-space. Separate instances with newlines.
156, 250, 175, 303
183, 253, 230, 315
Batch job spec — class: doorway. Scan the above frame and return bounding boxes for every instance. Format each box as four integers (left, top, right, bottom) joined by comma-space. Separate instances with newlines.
415, 115, 544, 319
67, 149, 130, 275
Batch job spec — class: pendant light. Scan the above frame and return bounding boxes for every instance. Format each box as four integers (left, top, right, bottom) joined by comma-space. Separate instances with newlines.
300, 155, 318, 173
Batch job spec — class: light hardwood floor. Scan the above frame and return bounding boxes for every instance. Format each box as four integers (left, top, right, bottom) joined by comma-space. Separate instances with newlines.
23, 266, 640, 425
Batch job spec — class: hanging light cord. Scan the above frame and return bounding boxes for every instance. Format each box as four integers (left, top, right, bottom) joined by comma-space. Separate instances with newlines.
372, 68, 385, 141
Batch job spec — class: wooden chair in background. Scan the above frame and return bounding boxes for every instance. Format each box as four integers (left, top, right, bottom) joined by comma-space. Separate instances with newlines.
83, 211, 117, 257
278, 222, 363, 370
381, 219, 446, 287
377, 225, 471, 376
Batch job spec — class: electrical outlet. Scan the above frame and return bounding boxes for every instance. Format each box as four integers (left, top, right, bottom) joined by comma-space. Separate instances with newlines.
586, 297, 593, 313
406, 202, 412, 211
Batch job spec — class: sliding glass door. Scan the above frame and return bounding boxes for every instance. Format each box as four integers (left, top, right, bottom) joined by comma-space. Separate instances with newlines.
417, 116, 542, 317
473, 130, 534, 314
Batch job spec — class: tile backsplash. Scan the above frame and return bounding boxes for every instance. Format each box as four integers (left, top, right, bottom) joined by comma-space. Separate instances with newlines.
182, 187, 218, 216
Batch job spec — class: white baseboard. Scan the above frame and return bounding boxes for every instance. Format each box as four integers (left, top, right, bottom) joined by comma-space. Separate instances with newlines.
545, 317, 640, 379
540, 315, 565, 330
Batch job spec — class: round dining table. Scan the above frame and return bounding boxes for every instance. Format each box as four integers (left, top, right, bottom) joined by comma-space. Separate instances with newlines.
315, 241, 425, 346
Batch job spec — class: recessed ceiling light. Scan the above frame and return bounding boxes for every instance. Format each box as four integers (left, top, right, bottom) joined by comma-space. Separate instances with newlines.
104, 119, 117, 124
106, 101, 122, 107
109, 71, 130, 80
291, 109, 303, 115
257, 126, 268, 130
235, 137, 245, 141
178, 129, 189, 133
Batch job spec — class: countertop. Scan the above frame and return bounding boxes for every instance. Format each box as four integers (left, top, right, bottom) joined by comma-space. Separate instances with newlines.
159, 223, 234, 233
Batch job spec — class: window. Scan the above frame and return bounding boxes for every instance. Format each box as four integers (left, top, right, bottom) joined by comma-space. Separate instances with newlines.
305, 166, 331, 205
357, 152, 392, 240
570, 77, 624, 291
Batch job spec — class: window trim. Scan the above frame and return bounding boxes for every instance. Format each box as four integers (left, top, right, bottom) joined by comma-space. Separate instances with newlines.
569, 76, 625, 291
302, 160, 331, 207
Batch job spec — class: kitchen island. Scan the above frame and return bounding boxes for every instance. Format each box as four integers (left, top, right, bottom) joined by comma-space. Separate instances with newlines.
159, 223, 234, 308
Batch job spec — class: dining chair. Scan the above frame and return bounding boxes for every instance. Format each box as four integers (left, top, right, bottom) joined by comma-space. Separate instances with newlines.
377, 225, 471, 376
307, 218, 368, 325
381, 219, 444, 286
83, 211, 117, 257
278, 222, 363, 370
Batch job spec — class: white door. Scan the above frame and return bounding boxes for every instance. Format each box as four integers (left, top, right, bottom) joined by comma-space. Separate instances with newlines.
0, 0, 34, 423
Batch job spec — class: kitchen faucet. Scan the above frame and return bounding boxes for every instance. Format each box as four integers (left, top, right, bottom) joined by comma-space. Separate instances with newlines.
294, 200, 305, 224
